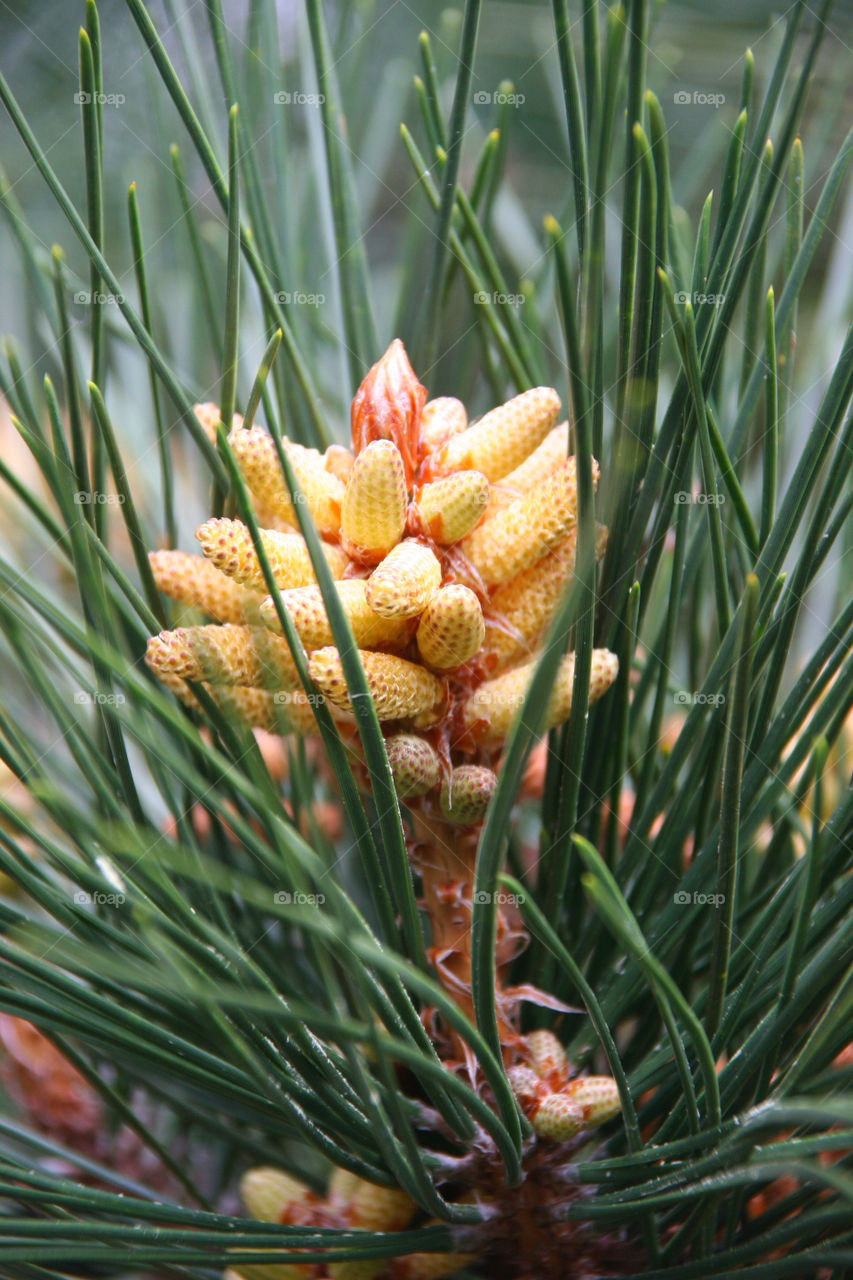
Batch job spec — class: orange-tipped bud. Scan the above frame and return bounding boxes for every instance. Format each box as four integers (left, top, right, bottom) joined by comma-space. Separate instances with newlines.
435, 386, 560, 481
145, 624, 299, 690
385, 734, 441, 799
366, 540, 442, 620
462, 648, 619, 745
530, 1092, 585, 1141
340, 439, 408, 564
485, 420, 569, 513
458, 457, 591, 588
260, 580, 411, 652
413, 471, 489, 544
484, 525, 607, 671
419, 396, 467, 454
308, 648, 445, 726
149, 550, 261, 624
562, 1075, 621, 1127
196, 518, 348, 592
522, 1030, 568, 1088
350, 339, 425, 486
227, 426, 344, 538
240, 1166, 317, 1222
439, 764, 497, 823
416, 585, 485, 671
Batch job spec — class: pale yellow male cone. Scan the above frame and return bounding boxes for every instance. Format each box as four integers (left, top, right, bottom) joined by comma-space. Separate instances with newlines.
462, 648, 619, 745
419, 395, 467, 453
385, 733, 441, 798
439, 764, 498, 823
308, 647, 445, 726
393, 1250, 477, 1279
562, 1075, 621, 1126
196, 518, 348, 592
506, 1064, 544, 1105
324, 443, 355, 483
413, 470, 489, 544
531, 1092, 585, 1140
260, 580, 412, 652
149, 550, 260, 625
145, 624, 299, 690
485, 420, 570, 513
435, 386, 560, 481
522, 1030, 568, 1087
227, 425, 344, 537
240, 1166, 317, 1222
483, 530, 579, 670
416, 584, 485, 671
458, 457, 587, 588
328, 1165, 362, 1208
365, 540, 442, 620
346, 1178, 416, 1231
340, 438, 407, 564
327, 1262, 383, 1280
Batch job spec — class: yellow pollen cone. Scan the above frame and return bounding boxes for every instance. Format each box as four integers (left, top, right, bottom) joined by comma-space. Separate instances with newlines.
413, 471, 489, 544
145, 624, 300, 690
196, 518, 348, 592
308, 648, 445, 726
366, 540, 442, 619
462, 648, 618, 744
340, 439, 407, 564
485, 420, 571, 512
260, 580, 412, 652
419, 395, 467, 453
385, 734, 441, 799
458, 457, 588, 588
562, 1075, 621, 1126
228, 425, 344, 538
240, 1166, 316, 1222
416, 585, 485, 670
522, 1030, 568, 1086
149, 550, 261, 624
435, 386, 560, 481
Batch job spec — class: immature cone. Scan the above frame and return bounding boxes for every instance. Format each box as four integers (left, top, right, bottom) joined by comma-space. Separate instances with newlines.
530, 1092, 585, 1141
412, 471, 489, 544
341, 440, 408, 564
228, 425, 344, 537
196, 518, 348, 592
146, 624, 299, 690
507, 1064, 544, 1106
308, 648, 445, 726
260, 580, 412, 652
486, 419, 570, 512
419, 396, 467, 454
347, 1178, 416, 1231
366, 540, 442, 620
435, 386, 560, 481
417, 585, 485, 671
393, 1253, 477, 1280
462, 648, 618, 745
350, 339, 426, 486
439, 765, 498, 823
161, 680, 324, 735
385, 734, 441, 799
563, 1075, 621, 1126
458, 457, 589, 588
149, 550, 260, 624
522, 1030, 568, 1089
240, 1166, 318, 1222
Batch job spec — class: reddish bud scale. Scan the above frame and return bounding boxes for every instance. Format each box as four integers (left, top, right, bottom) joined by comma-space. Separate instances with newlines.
351, 339, 426, 486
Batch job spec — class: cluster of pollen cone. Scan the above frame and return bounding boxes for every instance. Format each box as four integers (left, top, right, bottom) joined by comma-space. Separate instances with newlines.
145, 339, 618, 825
146, 341, 622, 1278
